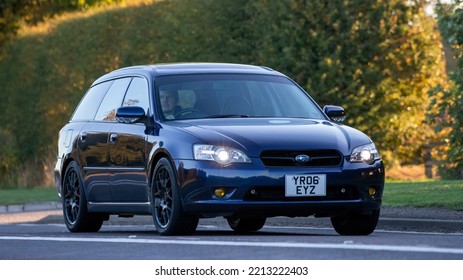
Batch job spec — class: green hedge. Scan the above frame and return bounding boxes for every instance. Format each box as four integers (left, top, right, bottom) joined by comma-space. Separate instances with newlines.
0, 0, 448, 187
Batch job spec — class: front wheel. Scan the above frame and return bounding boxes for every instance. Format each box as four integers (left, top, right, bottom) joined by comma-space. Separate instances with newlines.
330, 210, 380, 235
61, 161, 104, 232
227, 216, 266, 233
151, 158, 198, 235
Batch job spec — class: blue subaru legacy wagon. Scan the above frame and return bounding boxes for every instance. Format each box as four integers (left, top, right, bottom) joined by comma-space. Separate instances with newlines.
54, 63, 385, 235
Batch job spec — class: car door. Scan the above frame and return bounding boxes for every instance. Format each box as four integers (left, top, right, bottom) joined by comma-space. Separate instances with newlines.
72, 81, 113, 202
81, 77, 132, 202
108, 77, 150, 202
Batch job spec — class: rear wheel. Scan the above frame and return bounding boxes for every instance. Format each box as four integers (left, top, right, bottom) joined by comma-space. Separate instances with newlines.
227, 216, 266, 233
151, 158, 198, 235
62, 161, 104, 232
330, 210, 380, 235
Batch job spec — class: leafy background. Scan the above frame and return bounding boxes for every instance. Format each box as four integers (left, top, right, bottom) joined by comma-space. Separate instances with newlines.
0, 0, 462, 188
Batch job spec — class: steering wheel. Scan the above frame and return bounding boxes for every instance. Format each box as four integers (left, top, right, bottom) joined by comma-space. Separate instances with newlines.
174, 108, 207, 119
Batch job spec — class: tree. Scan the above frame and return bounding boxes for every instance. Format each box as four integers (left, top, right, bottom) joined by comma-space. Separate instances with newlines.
245, 0, 447, 166
0, 0, 118, 52
429, 1, 463, 178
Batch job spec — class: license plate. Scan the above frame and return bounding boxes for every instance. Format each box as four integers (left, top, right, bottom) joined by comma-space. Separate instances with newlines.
285, 174, 326, 197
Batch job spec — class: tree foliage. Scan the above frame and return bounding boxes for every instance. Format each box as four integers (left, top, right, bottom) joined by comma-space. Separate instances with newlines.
0, 0, 448, 187
244, 0, 447, 166
429, 1, 463, 178
0, 0, 119, 50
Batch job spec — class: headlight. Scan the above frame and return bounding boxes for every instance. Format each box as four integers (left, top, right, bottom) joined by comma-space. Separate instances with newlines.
350, 143, 380, 164
193, 144, 252, 165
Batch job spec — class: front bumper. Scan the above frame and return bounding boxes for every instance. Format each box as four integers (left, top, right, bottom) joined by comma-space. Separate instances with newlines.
175, 158, 385, 218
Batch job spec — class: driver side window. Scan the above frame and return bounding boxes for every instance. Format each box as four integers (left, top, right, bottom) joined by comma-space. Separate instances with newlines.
123, 77, 149, 114
94, 78, 131, 122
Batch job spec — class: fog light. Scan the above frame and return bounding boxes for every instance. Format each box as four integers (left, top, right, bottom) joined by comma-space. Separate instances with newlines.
368, 187, 376, 196
214, 187, 226, 198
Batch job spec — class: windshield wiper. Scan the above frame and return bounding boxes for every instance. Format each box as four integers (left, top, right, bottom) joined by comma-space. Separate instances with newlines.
207, 114, 250, 118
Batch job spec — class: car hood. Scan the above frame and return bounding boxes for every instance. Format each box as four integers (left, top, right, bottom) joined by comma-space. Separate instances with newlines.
169, 118, 372, 157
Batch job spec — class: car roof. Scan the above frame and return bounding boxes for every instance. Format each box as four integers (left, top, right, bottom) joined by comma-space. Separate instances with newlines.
92, 63, 284, 85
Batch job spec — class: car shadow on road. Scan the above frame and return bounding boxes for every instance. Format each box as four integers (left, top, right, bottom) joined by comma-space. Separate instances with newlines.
91, 226, 337, 237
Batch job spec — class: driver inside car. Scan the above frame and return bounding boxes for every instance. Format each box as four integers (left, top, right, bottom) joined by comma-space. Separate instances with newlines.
160, 89, 181, 119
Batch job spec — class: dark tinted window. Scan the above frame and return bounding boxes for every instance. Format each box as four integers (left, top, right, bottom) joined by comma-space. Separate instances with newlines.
95, 78, 132, 122
123, 77, 149, 113
71, 81, 113, 121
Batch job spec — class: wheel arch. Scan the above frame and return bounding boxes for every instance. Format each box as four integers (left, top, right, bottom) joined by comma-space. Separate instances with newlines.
148, 150, 179, 192
59, 156, 77, 195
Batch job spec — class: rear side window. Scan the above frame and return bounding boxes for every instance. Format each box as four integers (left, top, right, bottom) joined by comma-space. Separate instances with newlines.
71, 81, 113, 121
94, 78, 132, 122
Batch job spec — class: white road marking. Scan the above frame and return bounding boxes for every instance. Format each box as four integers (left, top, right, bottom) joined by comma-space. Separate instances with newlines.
264, 225, 463, 236
0, 235, 462, 255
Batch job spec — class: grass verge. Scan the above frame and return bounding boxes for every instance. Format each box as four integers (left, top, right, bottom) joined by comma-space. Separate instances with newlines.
0, 187, 59, 205
383, 180, 463, 210
0, 180, 462, 210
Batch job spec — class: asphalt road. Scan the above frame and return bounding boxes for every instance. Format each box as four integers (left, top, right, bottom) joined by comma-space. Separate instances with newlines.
0, 208, 462, 260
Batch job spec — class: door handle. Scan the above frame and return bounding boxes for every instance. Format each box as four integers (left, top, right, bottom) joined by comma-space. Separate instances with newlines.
110, 133, 118, 143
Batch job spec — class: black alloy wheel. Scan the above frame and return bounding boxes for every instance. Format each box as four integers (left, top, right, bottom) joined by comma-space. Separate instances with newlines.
152, 158, 198, 235
62, 161, 104, 232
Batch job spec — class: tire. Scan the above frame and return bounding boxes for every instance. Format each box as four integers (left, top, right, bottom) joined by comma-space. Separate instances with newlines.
330, 210, 380, 235
151, 158, 199, 235
61, 161, 104, 232
227, 216, 266, 233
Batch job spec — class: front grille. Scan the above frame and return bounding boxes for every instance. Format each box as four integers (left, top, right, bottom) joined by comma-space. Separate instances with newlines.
260, 149, 343, 167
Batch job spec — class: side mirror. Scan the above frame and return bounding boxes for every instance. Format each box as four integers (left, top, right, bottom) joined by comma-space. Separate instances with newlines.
116, 106, 146, 124
323, 105, 346, 123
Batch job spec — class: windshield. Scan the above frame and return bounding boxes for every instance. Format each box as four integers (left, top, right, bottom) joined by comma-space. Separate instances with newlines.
155, 74, 326, 121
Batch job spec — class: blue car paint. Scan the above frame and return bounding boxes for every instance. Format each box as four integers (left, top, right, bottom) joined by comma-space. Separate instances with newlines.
54, 63, 384, 235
